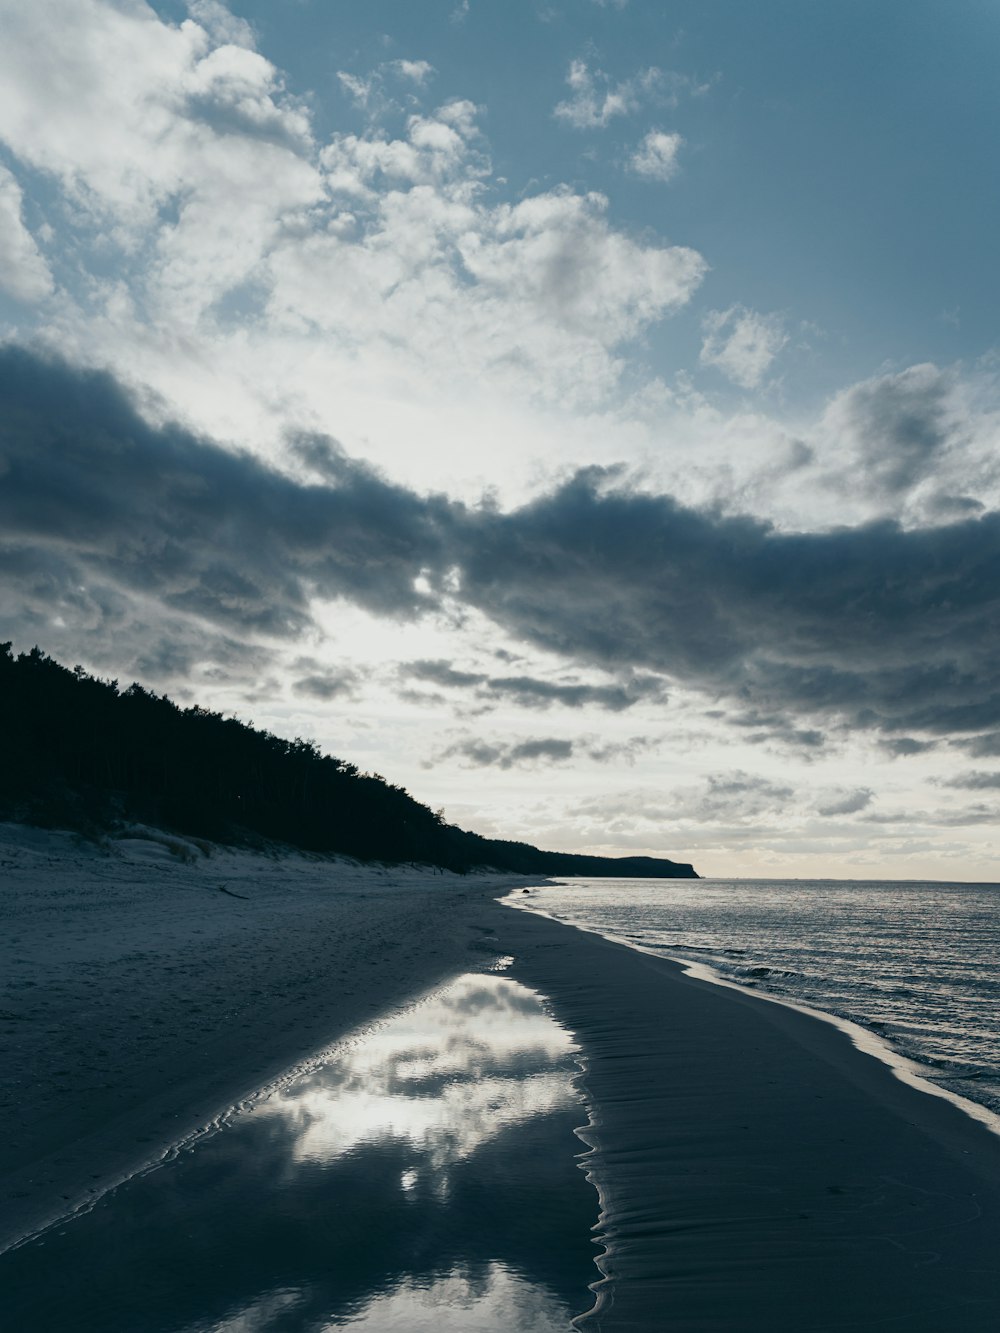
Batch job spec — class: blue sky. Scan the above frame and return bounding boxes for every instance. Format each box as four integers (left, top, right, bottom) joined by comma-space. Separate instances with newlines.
154, 0, 1000, 403
2, 0, 1000, 877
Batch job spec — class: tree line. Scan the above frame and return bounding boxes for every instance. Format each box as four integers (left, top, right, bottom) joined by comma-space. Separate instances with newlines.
0, 645, 696, 877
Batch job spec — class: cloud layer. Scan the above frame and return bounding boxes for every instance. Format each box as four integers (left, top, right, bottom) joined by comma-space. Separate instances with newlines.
5, 346, 1000, 751
0, 0, 707, 444
0, 347, 448, 659
403, 659, 667, 712
433, 734, 655, 770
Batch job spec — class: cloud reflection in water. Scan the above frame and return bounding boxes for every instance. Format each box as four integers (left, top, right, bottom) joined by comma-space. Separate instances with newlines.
0, 971, 596, 1333
261, 975, 581, 1190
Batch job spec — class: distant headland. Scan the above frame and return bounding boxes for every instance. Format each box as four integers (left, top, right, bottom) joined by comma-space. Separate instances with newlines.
0, 645, 698, 879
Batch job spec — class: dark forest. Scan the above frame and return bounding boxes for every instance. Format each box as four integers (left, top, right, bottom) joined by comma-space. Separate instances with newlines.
0, 645, 696, 877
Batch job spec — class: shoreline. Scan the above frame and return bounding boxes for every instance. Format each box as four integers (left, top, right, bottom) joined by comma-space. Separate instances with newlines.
494, 900, 1000, 1331
511, 898, 1000, 1141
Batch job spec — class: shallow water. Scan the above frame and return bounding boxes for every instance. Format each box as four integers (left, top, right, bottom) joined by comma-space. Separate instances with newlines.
514, 877, 1000, 1120
0, 970, 596, 1332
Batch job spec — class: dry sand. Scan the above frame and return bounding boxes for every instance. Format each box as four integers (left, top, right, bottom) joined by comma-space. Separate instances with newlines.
497, 900, 1000, 1332
0, 822, 529, 1254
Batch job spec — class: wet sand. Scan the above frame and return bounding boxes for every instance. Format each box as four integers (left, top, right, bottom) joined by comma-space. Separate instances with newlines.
0, 823, 527, 1255
496, 902, 1000, 1331
0, 971, 595, 1333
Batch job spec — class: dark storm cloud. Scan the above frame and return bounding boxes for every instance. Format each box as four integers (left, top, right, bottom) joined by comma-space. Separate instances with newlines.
0, 531, 275, 689
452, 466, 1000, 739
403, 658, 667, 711
289, 656, 361, 702
436, 737, 575, 769
485, 672, 666, 710
923, 493, 984, 520
397, 687, 448, 707
726, 708, 825, 751
132, 632, 278, 689
6, 345, 1000, 746
0, 345, 451, 642
930, 803, 1000, 826
835, 364, 954, 496
434, 734, 655, 770
292, 672, 360, 701
942, 771, 1000, 791
815, 788, 873, 817
878, 736, 939, 758
407, 660, 486, 690
959, 733, 1000, 758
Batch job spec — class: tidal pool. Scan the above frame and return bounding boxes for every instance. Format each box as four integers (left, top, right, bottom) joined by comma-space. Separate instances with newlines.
1, 970, 597, 1331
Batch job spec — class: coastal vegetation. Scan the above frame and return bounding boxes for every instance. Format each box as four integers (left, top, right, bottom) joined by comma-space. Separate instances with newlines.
0, 645, 697, 877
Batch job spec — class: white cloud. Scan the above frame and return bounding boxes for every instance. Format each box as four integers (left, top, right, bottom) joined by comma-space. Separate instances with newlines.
319, 102, 486, 190
0, 2, 706, 497
337, 71, 375, 108
338, 59, 436, 110
6, 0, 982, 529
393, 59, 435, 85
457, 190, 704, 339
639, 356, 1000, 535
185, 0, 255, 49
0, 165, 53, 303
629, 129, 683, 181
0, 1, 314, 237
554, 60, 714, 132
265, 146, 705, 414
700, 305, 788, 389
26, 4, 997, 543
554, 60, 668, 130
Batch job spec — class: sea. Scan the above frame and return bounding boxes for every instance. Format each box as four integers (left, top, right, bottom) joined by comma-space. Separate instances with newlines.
508, 876, 1000, 1125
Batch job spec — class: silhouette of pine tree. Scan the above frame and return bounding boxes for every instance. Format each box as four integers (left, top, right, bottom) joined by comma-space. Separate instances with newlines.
0, 644, 696, 877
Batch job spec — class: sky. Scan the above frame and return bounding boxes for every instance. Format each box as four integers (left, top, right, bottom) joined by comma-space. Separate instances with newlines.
2, 0, 1000, 879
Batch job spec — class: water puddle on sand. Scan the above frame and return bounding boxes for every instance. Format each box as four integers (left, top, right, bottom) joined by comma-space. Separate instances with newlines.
1, 971, 596, 1332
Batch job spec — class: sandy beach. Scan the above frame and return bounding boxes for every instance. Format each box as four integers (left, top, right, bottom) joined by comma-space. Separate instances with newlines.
5, 825, 1000, 1330
0, 823, 529, 1255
